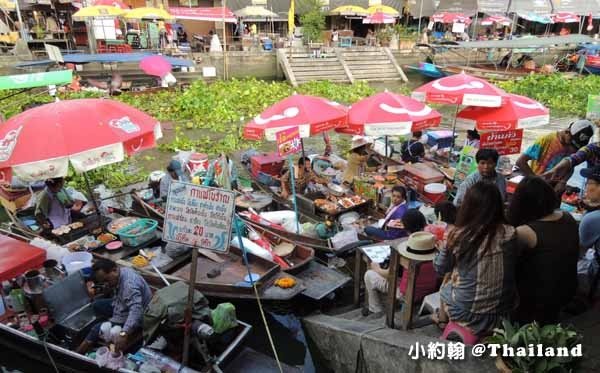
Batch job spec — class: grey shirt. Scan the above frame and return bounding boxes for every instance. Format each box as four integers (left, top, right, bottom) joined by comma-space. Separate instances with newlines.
580, 210, 600, 252
453, 171, 507, 207
111, 268, 152, 333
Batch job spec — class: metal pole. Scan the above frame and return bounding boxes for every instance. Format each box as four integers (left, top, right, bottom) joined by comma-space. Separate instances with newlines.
416, 0, 424, 38
288, 156, 300, 234
182, 246, 199, 365
14, 0, 27, 41
222, 0, 227, 80
83, 172, 102, 225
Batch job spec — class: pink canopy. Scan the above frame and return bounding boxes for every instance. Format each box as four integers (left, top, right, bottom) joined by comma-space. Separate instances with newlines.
551, 12, 581, 23
431, 12, 472, 24
168, 7, 237, 23
481, 15, 512, 26
363, 11, 397, 24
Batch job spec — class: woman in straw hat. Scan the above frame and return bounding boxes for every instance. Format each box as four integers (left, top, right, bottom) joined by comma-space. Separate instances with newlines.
343, 136, 372, 185
433, 182, 519, 335
363, 209, 438, 316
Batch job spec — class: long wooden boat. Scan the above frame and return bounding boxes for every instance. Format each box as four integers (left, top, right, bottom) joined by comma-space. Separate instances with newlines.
439, 64, 533, 81
0, 311, 251, 373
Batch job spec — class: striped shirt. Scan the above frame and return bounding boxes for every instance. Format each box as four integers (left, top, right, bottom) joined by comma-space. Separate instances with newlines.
110, 268, 152, 333
453, 171, 507, 207
570, 142, 600, 168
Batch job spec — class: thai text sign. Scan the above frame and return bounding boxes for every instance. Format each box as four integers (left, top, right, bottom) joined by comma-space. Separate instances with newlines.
276, 127, 301, 157
480, 129, 524, 155
586, 94, 600, 121
163, 182, 235, 253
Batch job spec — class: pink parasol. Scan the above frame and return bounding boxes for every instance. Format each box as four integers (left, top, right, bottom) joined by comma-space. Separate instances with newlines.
363, 11, 397, 24
431, 12, 472, 25
412, 72, 506, 107
139, 55, 173, 78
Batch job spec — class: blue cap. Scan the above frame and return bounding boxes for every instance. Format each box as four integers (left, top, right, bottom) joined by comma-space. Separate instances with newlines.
581, 165, 600, 183
167, 159, 184, 178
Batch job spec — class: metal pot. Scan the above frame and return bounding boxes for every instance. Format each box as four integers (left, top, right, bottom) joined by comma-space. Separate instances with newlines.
327, 183, 347, 197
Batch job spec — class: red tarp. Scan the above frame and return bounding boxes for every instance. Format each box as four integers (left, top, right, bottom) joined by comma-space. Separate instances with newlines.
168, 7, 237, 23
0, 235, 46, 282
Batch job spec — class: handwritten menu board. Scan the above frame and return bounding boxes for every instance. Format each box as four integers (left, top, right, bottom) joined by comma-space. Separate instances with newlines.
163, 181, 235, 253
480, 129, 524, 156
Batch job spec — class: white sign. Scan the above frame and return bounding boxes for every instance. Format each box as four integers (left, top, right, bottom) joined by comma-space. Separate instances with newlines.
45, 44, 64, 63
163, 182, 235, 253
93, 19, 116, 40
452, 22, 465, 33
202, 66, 216, 77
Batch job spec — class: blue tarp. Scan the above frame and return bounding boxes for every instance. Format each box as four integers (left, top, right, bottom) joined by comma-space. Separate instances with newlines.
16, 52, 194, 68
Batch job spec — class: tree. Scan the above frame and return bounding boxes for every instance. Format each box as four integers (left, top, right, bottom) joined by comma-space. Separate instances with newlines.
299, 0, 325, 43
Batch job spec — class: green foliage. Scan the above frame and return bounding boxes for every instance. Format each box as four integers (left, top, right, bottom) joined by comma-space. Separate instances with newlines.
66, 158, 148, 191
485, 319, 582, 373
299, 0, 326, 43
297, 80, 376, 104
497, 74, 600, 117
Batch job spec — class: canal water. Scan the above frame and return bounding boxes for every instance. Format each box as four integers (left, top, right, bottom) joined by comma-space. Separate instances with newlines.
0, 72, 590, 372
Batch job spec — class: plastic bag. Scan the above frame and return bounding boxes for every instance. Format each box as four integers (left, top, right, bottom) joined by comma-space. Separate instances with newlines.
577, 249, 600, 297
211, 303, 238, 334
331, 228, 358, 250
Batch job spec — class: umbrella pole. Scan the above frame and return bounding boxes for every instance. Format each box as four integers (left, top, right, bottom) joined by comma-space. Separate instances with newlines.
385, 135, 389, 158
288, 156, 300, 234
300, 138, 305, 158
83, 172, 102, 226
450, 104, 459, 152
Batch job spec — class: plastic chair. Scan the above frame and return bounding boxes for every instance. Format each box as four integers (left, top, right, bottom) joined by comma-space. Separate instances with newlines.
441, 321, 480, 345
340, 36, 352, 48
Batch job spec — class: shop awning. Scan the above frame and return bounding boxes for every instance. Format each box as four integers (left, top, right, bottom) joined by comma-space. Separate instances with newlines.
0, 70, 73, 90
15, 53, 194, 68
168, 7, 237, 23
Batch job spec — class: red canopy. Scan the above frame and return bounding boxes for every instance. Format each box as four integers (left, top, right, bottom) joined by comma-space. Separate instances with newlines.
337, 92, 441, 136
243, 94, 347, 141
0, 235, 46, 282
363, 11, 397, 24
431, 12, 472, 24
91, 0, 128, 9
456, 93, 549, 131
0, 99, 162, 183
168, 7, 237, 23
412, 72, 506, 107
481, 15, 511, 26
551, 12, 580, 23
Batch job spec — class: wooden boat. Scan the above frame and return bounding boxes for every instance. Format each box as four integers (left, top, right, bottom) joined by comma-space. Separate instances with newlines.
0, 307, 251, 373
404, 62, 446, 79
439, 64, 533, 81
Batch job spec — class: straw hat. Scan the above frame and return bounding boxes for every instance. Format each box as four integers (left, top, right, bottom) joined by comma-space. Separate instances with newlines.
396, 232, 436, 261
350, 136, 372, 151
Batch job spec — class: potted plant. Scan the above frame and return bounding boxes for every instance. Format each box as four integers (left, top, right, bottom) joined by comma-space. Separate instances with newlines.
376, 27, 394, 47
485, 320, 583, 373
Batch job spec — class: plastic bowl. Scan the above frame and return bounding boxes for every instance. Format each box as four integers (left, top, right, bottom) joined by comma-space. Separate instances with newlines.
105, 241, 123, 251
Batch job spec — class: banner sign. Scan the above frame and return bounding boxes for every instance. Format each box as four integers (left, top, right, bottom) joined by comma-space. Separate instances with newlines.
276, 127, 301, 157
586, 94, 600, 121
0, 70, 72, 90
480, 129, 524, 155
163, 182, 235, 253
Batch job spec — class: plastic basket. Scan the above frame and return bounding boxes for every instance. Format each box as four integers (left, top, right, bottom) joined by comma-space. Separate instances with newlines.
116, 218, 158, 247
238, 177, 252, 189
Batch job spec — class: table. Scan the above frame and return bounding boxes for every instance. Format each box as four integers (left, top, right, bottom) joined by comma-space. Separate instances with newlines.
353, 239, 433, 330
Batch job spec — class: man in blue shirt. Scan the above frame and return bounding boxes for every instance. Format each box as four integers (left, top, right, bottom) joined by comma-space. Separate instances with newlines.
454, 148, 506, 207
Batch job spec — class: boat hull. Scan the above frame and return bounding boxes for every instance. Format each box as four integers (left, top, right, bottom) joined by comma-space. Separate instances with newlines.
404, 63, 446, 79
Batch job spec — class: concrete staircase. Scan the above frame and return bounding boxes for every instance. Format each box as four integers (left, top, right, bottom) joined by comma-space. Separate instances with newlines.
341, 47, 407, 82
278, 47, 407, 87
282, 49, 350, 86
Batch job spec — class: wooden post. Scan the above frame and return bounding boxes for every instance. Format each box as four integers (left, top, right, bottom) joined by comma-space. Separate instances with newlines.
400, 259, 418, 330
385, 249, 400, 328
222, 0, 228, 80
353, 248, 363, 307
181, 247, 199, 365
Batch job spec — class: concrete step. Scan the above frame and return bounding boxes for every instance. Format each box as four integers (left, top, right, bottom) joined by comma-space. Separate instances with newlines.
294, 71, 348, 78
347, 66, 397, 74
290, 54, 338, 59
290, 60, 341, 67
292, 66, 346, 73
342, 51, 389, 57
296, 77, 350, 83
343, 59, 395, 66
354, 76, 404, 82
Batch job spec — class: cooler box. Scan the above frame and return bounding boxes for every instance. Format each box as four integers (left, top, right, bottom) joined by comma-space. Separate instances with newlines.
403, 163, 445, 193
426, 130, 455, 149
0, 235, 46, 282
250, 153, 285, 178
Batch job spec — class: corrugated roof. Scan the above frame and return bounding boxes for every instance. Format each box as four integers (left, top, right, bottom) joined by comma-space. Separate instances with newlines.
454, 34, 595, 49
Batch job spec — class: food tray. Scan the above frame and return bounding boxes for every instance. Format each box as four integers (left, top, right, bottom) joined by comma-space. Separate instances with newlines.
107, 217, 139, 235
116, 218, 158, 247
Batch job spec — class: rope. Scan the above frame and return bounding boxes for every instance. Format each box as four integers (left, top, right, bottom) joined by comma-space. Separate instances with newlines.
354, 326, 386, 373
234, 217, 283, 373
42, 332, 60, 373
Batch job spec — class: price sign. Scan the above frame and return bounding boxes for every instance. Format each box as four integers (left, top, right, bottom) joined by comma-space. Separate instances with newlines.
586, 94, 600, 121
480, 129, 524, 156
163, 182, 235, 253
276, 127, 301, 157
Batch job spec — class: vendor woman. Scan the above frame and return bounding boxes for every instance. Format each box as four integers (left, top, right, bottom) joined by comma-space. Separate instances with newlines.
35, 177, 83, 230
160, 159, 189, 201
343, 136, 372, 185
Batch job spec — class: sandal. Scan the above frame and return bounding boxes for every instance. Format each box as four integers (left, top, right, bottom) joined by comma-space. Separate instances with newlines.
431, 311, 448, 330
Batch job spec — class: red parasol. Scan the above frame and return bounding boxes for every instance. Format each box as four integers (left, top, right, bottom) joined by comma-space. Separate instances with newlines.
0, 99, 162, 183
431, 12, 472, 25
243, 94, 347, 141
456, 93, 549, 131
412, 72, 506, 107
363, 11, 397, 24
139, 55, 173, 78
551, 12, 580, 24
481, 15, 511, 26
91, 0, 128, 8
337, 91, 441, 136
